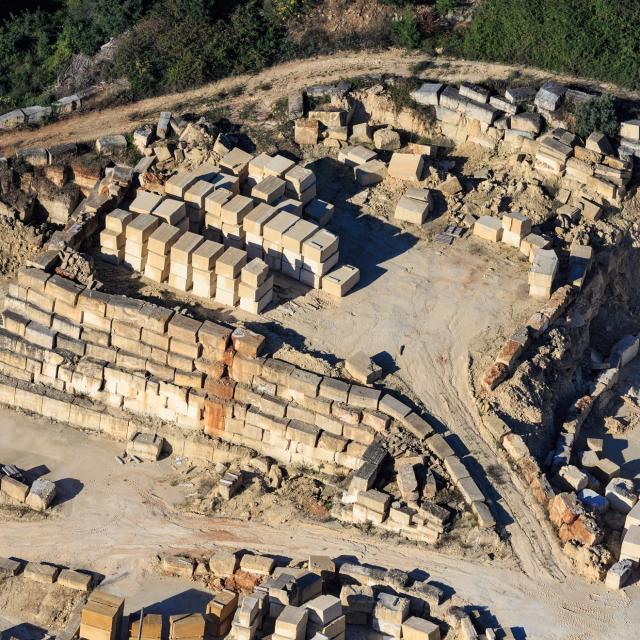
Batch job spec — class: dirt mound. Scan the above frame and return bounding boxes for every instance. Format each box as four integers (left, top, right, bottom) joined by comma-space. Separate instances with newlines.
0, 211, 48, 281
0, 574, 85, 632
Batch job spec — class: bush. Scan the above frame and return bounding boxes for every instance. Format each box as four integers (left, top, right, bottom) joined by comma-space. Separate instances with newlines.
0, 10, 60, 110
458, 0, 640, 90
435, 0, 459, 14
113, 0, 287, 99
393, 8, 421, 50
573, 94, 618, 140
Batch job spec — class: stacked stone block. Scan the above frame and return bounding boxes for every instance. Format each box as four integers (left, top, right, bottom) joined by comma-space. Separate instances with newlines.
0, 266, 487, 544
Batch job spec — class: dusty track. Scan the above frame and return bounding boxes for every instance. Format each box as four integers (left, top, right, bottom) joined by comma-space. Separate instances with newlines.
2, 49, 639, 156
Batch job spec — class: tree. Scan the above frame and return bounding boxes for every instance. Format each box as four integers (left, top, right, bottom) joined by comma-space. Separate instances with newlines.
393, 8, 421, 50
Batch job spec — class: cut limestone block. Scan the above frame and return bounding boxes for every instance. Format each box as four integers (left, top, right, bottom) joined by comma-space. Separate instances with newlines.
152, 198, 186, 226
295, 119, 319, 145
171, 232, 204, 265
605, 559, 634, 590
520, 233, 550, 260
410, 83, 443, 106
148, 223, 183, 256
354, 160, 387, 186
510, 112, 543, 134
253, 176, 286, 205
96, 135, 127, 156
0, 557, 21, 577
305, 595, 342, 626
395, 195, 430, 225
345, 351, 382, 384
130, 613, 163, 640
125, 213, 159, 245
217, 247, 247, 279
473, 216, 502, 242
243, 202, 277, 237
401, 616, 440, 640
58, 569, 92, 591
185, 180, 216, 211
24, 562, 60, 584
205, 189, 233, 217
220, 148, 253, 178
210, 548, 239, 577
130, 191, 162, 215
501, 212, 531, 248
605, 478, 638, 514
373, 128, 401, 151
1, 476, 29, 502
322, 265, 359, 297
162, 555, 195, 579
626, 501, 640, 529
192, 240, 224, 272
620, 525, 640, 563
558, 465, 588, 491
25, 477, 57, 511
240, 553, 274, 576
127, 432, 164, 461
342, 146, 377, 167
281, 221, 318, 260
263, 154, 297, 178
535, 81, 566, 112
169, 613, 205, 640
529, 248, 558, 297
285, 166, 316, 194
620, 120, 640, 141
275, 605, 308, 640
305, 200, 334, 227
105, 209, 134, 234
387, 154, 424, 181
302, 229, 339, 263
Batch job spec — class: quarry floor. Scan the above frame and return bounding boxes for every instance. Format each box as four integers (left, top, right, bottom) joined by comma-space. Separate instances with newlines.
3, 47, 640, 640
90, 145, 569, 587
0, 414, 638, 640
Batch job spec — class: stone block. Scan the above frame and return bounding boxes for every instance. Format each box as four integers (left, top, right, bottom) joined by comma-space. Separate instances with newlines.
387, 153, 424, 181
25, 477, 56, 511
24, 562, 59, 584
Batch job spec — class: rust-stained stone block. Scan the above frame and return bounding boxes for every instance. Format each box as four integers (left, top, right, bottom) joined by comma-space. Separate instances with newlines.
495, 339, 523, 369
482, 362, 508, 391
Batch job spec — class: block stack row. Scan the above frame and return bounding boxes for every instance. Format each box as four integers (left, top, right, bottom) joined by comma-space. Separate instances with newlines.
170, 614, 205, 640
101, 210, 273, 312
0, 267, 488, 546
160, 149, 356, 296
99, 150, 357, 296
205, 589, 238, 638
239, 258, 273, 314
130, 614, 163, 640
473, 212, 563, 299
81, 589, 125, 640
231, 593, 262, 640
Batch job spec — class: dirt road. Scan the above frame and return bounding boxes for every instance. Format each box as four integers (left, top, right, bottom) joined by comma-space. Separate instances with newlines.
0, 413, 636, 640
2, 49, 638, 156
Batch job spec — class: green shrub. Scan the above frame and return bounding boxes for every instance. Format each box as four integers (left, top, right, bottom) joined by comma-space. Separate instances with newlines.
459, 0, 640, 90
573, 94, 618, 140
393, 8, 421, 50
435, 0, 459, 14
